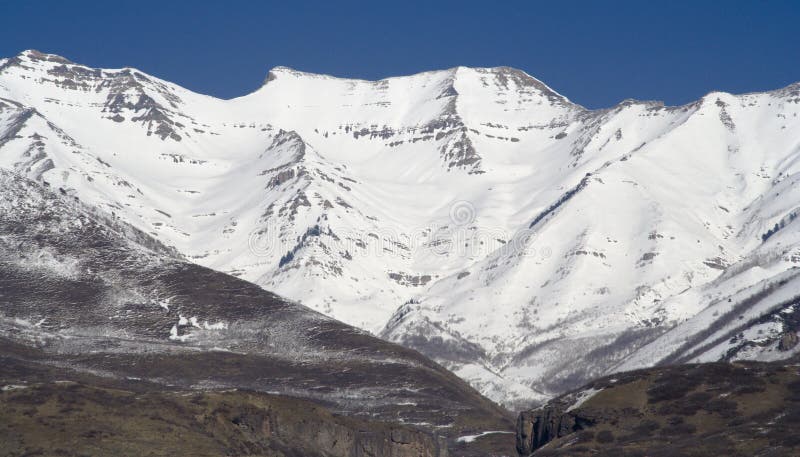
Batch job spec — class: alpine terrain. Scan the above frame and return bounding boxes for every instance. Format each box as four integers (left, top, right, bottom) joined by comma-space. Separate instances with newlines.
2, 49, 800, 414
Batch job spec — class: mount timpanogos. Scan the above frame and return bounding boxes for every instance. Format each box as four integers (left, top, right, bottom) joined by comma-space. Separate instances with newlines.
2, 49, 800, 410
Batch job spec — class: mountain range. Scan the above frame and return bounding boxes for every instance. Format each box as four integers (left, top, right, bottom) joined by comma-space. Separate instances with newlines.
1, 49, 800, 414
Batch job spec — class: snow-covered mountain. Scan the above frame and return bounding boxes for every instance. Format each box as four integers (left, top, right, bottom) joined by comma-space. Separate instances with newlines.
2, 49, 799, 408
0, 168, 512, 456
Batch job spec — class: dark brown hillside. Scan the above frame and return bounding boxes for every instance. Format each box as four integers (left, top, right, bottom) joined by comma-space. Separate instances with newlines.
517, 360, 800, 456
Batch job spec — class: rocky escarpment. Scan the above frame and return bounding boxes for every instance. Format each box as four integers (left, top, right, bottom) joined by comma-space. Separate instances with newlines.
516, 405, 594, 455
516, 360, 800, 456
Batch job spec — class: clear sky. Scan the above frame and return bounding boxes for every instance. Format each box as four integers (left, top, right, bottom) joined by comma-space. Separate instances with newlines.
1, 0, 798, 108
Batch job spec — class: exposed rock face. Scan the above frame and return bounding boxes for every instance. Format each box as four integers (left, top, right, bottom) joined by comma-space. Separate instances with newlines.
516, 407, 562, 455
779, 331, 799, 351
516, 405, 597, 455
3, 50, 188, 141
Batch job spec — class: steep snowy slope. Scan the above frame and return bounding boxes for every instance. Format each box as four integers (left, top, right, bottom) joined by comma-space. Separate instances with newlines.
0, 50, 583, 334
0, 169, 513, 455
384, 85, 800, 407
1, 49, 799, 408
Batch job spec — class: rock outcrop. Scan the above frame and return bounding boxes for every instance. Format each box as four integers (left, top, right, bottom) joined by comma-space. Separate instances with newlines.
778, 331, 799, 351
516, 405, 597, 455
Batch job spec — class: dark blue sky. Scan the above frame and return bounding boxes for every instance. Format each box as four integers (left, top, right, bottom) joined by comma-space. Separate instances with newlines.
2, 0, 798, 108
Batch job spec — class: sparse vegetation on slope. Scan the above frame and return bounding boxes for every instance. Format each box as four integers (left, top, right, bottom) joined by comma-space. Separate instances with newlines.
517, 360, 800, 456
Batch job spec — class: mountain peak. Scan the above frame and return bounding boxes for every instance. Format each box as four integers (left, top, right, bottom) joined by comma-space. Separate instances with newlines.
262, 65, 336, 85
17, 49, 74, 65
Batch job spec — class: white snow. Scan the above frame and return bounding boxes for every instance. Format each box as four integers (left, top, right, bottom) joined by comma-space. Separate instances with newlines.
566, 387, 603, 412
2, 384, 28, 391
456, 431, 514, 443
201, 320, 227, 330
2, 49, 800, 406
168, 324, 191, 342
